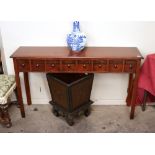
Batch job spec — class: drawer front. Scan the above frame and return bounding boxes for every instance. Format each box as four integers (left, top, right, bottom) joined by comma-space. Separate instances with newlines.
93, 60, 107, 72
62, 60, 76, 72
46, 60, 60, 72
17, 59, 30, 71
31, 60, 45, 71
77, 60, 91, 72
109, 60, 123, 72
124, 60, 137, 72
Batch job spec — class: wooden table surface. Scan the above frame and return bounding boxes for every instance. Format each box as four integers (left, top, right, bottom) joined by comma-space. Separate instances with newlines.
11, 46, 143, 59
11, 46, 143, 120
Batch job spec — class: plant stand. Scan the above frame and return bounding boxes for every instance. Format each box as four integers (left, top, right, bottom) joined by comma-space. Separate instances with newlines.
47, 73, 94, 126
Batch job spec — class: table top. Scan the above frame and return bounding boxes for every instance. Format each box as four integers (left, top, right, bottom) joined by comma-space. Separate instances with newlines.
11, 46, 143, 60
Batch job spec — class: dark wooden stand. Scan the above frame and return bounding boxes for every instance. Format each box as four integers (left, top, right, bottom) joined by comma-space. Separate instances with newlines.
50, 100, 92, 126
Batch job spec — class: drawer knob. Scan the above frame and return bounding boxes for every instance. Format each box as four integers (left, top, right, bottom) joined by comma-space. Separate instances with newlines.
21, 64, 25, 67
129, 64, 133, 69
67, 64, 71, 68
51, 64, 55, 67
83, 64, 86, 68
98, 64, 102, 68
114, 64, 118, 68
36, 64, 39, 67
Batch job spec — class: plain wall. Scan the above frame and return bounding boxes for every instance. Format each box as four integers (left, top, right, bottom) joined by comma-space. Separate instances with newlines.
0, 21, 155, 104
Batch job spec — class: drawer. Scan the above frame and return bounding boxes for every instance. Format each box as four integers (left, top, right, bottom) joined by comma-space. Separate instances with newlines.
62, 60, 76, 72
109, 60, 123, 72
93, 60, 107, 72
46, 60, 60, 72
124, 60, 137, 72
77, 60, 91, 72
31, 60, 45, 72
17, 59, 30, 71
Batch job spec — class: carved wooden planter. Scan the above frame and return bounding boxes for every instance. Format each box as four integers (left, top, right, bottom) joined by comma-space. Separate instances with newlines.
46, 73, 94, 126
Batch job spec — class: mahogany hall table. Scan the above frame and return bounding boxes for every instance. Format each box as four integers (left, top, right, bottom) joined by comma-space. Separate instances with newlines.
10, 46, 143, 119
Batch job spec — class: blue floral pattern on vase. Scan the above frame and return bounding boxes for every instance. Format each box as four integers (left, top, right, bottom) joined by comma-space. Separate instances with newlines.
67, 21, 86, 52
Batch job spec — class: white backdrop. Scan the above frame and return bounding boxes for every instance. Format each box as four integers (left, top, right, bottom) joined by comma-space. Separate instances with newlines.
0, 21, 155, 104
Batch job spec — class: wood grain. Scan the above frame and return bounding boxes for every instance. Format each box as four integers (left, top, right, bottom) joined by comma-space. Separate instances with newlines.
11, 46, 143, 119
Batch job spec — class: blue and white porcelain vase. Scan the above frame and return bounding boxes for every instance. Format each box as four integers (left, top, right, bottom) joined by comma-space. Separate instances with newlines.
67, 21, 86, 52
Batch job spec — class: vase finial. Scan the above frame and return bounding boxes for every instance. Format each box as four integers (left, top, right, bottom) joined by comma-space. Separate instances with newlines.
73, 21, 80, 32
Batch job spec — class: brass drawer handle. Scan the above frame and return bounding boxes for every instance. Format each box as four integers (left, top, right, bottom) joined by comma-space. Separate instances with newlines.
67, 64, 71, 68
51, 64, 55, 67
36, 64, 39, 67
98, 64, 102, 68
129, 64, 133, 69
83, 64, 86, 68
21, 63, 25, 67
114, 64, 118, 68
